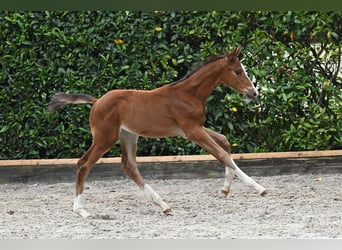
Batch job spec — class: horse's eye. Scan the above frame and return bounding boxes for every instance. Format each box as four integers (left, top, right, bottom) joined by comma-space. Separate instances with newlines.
235, 69, 242, 75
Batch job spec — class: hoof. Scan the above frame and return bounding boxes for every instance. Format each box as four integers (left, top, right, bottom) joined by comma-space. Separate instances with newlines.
220, 189, 229, 198
260, 189, 268, 196
163, 208, 173, 216
74, 208, 92, 218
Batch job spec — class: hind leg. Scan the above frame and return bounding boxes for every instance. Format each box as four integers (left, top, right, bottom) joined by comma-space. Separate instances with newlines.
73, 130, 119, 218
119, 129, 171, 214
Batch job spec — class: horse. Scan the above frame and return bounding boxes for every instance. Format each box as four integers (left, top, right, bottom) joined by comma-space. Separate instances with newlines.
49, 47, 267, 218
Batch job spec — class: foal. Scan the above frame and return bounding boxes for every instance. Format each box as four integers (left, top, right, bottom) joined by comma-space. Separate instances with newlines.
49, 47, 266, 218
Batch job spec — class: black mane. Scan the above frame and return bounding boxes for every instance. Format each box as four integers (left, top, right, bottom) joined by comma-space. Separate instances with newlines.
169, 54, 225, 86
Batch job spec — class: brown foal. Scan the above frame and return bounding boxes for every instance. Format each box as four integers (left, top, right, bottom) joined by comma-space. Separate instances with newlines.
49, 47, 266, 218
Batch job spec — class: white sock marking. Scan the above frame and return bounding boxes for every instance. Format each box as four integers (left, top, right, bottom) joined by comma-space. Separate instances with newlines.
222, 167, 235, 194
73, 195, 92, 218
144, 184, 170, 212
231, 159, 266, 194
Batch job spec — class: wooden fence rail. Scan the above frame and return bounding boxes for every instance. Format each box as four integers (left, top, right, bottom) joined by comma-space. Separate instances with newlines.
1, 150, 342, 166
0, 150, 342, 183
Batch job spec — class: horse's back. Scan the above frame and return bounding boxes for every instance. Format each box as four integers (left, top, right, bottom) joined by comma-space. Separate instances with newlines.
89, 88, 185, 138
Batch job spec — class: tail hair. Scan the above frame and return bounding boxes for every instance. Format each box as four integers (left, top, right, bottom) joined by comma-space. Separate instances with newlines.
49, 92, 97, 113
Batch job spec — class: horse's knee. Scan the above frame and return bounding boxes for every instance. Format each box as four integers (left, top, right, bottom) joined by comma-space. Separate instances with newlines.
78, 165, 88, 174
77, 158, 87, 172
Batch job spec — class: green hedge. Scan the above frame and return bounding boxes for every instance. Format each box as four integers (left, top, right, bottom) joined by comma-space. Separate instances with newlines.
0, 11, 341, 159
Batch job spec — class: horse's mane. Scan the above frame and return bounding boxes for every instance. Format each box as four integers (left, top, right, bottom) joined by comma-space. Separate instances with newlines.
169, 54, 225, 86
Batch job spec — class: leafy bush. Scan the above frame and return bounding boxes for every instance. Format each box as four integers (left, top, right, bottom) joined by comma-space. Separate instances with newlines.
0, 11, 341, 159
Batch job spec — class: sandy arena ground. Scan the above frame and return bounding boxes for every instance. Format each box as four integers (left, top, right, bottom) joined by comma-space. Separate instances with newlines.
0, 173, 341, 239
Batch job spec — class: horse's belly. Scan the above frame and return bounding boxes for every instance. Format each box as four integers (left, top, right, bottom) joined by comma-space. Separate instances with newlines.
120, 123, 186, 138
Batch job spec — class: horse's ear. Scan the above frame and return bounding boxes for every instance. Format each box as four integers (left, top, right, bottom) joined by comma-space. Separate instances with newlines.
226, 47, 241, 63
229, 47, 241, 56
234, 47, 241, 56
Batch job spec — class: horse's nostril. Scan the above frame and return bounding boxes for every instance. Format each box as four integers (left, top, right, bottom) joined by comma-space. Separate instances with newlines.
246, 88, 258, 100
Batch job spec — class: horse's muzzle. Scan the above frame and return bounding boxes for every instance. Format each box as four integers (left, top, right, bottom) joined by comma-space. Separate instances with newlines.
245, 87, 258, 100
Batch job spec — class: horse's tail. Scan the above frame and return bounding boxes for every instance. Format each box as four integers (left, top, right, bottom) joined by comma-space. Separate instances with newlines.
49, 92, 97, 113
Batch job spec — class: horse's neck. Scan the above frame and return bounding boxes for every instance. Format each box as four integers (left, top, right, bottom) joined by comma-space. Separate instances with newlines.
173, 60, 224, 102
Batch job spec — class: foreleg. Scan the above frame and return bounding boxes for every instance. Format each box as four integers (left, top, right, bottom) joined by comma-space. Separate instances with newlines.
204, 128, 267, 196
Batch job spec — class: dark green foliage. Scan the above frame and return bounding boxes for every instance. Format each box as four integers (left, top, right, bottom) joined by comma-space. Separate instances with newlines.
0, 11, 341, 159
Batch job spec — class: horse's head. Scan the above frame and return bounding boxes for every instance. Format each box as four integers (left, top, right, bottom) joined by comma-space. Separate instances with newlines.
220, 47, 258, 100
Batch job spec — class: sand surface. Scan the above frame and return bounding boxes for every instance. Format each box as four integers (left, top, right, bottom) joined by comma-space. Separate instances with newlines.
1, 174, 341, 239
